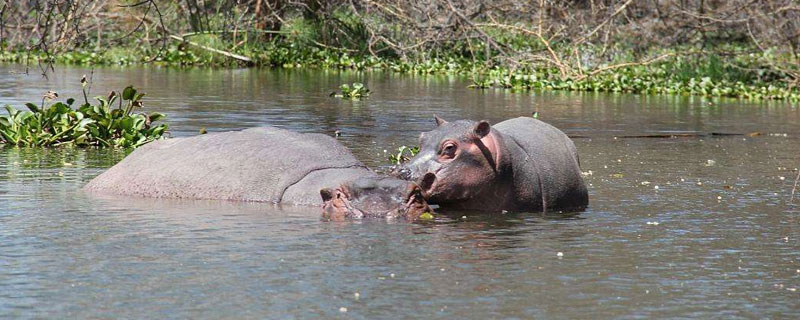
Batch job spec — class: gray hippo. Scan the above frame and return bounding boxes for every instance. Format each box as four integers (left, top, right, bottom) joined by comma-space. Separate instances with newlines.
398, 116, 588, 212
84, 127, 432, 221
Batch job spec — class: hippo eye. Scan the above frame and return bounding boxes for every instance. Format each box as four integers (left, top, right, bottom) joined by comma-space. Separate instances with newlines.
441, 142, 457, 157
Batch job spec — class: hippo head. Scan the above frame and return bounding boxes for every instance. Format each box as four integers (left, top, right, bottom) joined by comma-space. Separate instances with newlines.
320, 176, 433, 221
400, 115, 502, 204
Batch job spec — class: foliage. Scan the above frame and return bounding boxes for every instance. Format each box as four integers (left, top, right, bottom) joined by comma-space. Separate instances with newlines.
0, 1, 798, 101
331, 82, 370, 100
0, 84, 168, 148
387, 145, 419, 165
3, 43, 799, 101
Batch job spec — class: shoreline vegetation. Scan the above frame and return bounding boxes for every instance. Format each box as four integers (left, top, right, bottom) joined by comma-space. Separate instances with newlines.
1, 1, 798, 101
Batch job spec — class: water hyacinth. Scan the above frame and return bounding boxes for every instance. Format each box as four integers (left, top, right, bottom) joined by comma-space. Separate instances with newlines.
0, 83, 167, 148
331, 82, 371, 100
3, 44, 798, 101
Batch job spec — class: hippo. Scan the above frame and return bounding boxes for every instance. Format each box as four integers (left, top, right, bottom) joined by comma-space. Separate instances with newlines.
398, 116, 588, 212
84, 127, 432, 221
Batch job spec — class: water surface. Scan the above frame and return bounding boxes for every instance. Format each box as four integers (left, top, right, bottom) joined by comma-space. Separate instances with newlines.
1, 64, 799, 318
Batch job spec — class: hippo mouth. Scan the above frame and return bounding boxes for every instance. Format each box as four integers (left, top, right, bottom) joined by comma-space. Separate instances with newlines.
320, 183, 432, 221
321, 187, 355, 220
320, 187, 367, 220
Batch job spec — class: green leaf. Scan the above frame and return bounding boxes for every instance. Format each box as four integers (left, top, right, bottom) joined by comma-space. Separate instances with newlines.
4, 105, 18, 116
132, 115, 145, 130
148, 112, 165, 122
122, 86, 136, 100
0, 128, 17, 144
76, 118, 93, 129
153, 125, 167, 136
17, 111, 33, 122
49, 102, 70, 114
120, 117, 133, 130
25, 103, 40, 113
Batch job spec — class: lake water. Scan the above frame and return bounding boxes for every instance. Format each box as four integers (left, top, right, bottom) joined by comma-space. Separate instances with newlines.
1, 63, 799, 318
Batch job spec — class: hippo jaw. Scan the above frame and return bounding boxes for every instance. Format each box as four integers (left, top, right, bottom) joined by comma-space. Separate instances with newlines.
320, 178, 432, 221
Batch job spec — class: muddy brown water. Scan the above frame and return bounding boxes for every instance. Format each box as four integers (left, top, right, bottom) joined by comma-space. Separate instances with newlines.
1, 64, 798, 318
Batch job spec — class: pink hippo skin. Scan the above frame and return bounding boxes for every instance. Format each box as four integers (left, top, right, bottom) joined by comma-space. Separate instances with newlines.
84, 127, 431, 221
399, 116, 588, 213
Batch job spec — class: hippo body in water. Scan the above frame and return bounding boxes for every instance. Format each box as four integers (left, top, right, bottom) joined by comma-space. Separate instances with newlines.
400, 116, 588, 212
84, 127, 431, 220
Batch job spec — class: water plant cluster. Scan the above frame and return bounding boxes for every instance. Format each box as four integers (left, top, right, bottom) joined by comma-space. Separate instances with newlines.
330, 82, 370, 100
2, 0, 798, 102
0, 83, 168, 148
4, 43, 798, 102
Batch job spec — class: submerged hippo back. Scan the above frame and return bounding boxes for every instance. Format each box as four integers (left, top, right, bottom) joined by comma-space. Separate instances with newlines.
494, 117, 588, 210
84, 127, 368, 203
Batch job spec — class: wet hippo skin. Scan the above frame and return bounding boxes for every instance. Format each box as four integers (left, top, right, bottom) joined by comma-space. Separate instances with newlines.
84, 127, 430, 220
400, 116, 588, 212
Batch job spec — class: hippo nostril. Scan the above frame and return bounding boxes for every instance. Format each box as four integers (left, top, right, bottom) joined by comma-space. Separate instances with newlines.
419, 172, 436, 193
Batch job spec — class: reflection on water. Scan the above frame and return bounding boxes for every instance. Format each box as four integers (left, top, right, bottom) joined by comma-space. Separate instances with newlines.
1, 64, 799, 318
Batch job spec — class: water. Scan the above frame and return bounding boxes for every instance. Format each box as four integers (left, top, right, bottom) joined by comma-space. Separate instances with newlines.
1, 64, 799, 318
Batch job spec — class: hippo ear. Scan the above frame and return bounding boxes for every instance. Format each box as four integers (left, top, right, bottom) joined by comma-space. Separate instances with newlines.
472, 120, 491, 138
320, 188, 334, 202
434, 114, 448, 126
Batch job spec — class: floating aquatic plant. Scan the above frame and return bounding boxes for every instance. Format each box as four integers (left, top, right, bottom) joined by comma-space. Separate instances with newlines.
0, 80, 167, 148
331, 82, 370, 100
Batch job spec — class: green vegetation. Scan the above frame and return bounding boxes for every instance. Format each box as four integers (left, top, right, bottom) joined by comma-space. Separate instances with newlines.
387, 145, 419, 165
4, 40, 798, 102
0, 83, 168, 148
418, 212, 435, 221
1, 1, 799, 101
330, 82, 370, 100
467, 53, 800, 101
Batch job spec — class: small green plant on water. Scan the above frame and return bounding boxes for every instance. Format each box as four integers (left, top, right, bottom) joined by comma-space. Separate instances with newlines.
418, 212, 434, 221
387, 145, 419, 165
0, 79, 168, 148
331, 82, 370, 100
469, 74, 493, 89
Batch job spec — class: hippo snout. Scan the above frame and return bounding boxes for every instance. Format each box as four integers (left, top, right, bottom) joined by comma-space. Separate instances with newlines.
389, 165, 412, 180
404, 153, 442, 182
